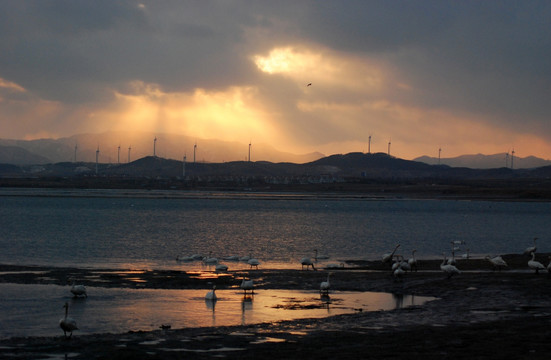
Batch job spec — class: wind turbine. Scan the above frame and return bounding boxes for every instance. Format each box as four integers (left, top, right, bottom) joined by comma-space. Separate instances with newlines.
128, 146, 131, 163
193, 142, 197, 164
387, 138, 391, 156
153, 137, 157, 157
248, 141, 252, 162
183, 154, 186, 177
505, 151, 509, 168
368, 135, 372, 154
511, 148, 515, 169
95, 146, 100, 175
438, 147, 442, 165
117, 145, 121, 164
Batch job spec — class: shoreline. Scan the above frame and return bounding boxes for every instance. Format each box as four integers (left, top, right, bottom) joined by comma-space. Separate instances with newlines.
1, 255, 551, 359
2, 185, 551, 202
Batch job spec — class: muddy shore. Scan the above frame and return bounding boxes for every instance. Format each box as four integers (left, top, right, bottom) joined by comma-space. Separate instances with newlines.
1, 254, 551, 359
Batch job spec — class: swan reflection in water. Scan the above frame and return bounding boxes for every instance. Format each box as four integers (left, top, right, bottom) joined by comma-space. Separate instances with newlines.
392, 293, 417, 309
205, 298, 216, 326
320, 293, 331, 312
241, 295, 253, 325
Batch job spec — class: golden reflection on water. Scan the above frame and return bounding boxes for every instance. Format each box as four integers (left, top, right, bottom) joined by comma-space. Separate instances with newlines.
0, 283, 435, 337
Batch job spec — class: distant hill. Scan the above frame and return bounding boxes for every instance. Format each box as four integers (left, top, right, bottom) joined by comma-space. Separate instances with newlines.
5, 152, 551, 181
0, 145, 51, 165
0, 131, 324, 165
415, 153, 551, 169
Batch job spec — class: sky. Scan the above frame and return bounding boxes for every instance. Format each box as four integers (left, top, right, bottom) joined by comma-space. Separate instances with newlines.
1, 0, 550, 160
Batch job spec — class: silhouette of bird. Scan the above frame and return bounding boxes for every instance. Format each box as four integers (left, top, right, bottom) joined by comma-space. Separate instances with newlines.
205, 285, 217, 301
307, 83, 312, 87
393, 265, 406, 281
528, 252, 545, 274
320, 273, 332, 294
300, 257, 316, 270
176, 255, 194, 262
203, 252, 218, 265
523, 237, 538, 256
440, 253, 461, 278
70, 281, 87, 298
215, 264, 228, 272
485, 255, 508, 271
59, 302, 78, 339
248, 258, 260, 269
241, 278, 254, 295
382, 244, 400, 264
314, 249, 329, 261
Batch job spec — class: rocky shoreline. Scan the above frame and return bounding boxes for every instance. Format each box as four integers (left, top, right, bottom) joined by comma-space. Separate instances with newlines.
1, 254, 550, 359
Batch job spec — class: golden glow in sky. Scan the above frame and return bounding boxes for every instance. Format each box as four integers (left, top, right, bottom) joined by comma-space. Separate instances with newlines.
0, 2, 550, 162
90, 81, 279, 147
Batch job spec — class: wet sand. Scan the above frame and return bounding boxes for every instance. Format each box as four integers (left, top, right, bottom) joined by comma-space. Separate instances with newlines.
1, 254, 551, 359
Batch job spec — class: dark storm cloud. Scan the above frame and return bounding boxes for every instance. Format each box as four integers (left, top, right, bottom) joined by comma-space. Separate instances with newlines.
1, 0, 550, 141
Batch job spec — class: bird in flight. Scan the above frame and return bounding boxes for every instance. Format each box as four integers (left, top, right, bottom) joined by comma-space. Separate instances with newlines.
307, 83, 312, 87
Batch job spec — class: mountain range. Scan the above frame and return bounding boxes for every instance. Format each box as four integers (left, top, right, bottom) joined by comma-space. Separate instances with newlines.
0, 132, 323, 165
414, 154, 551, 169
2, 152, 551, 183
1, 131, 550, 170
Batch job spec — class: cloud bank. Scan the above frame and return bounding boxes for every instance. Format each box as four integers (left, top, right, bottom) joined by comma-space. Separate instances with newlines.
1, 0, 550, 160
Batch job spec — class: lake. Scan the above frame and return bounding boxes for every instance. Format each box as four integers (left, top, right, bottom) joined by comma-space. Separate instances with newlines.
0, 188, 549, 270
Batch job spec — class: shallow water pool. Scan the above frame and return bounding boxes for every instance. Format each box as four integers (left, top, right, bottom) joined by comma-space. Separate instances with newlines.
0, 283, 434, 339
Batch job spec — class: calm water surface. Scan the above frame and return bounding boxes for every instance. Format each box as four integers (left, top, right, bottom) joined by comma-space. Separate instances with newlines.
1, 188, 549, 270
0, 283, 434, 339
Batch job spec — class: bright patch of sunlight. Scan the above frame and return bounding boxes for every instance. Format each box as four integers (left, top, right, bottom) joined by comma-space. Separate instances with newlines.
93, 82, 278, 144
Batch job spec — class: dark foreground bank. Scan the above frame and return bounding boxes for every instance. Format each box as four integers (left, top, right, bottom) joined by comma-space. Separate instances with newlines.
1, 254, 551, 359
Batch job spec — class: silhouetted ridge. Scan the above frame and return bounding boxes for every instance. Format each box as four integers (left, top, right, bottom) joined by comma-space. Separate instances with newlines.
308, 152, 435, 171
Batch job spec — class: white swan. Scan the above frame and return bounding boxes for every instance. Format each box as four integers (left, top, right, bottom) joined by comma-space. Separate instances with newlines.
205, 285, 217, 300
382, 244, 400, 263
440, 253, 461, 278
485, 255, 508, 271
248, 258, 260, 269
241, 278, 254, 295
300, 257, 316, 270
176, 255, 194, 262
528, 252, 545, 274
320, 273, 332, 293
393, 265, 406, 281
59, 302, 78, 338
239, 252, 252, 262
399, 255, 411, 272
391, 256, 401, 272
314, 249, 330, 261
70, 281, 87, 298
325, 262, 344, 269
523, 237, 538, 255
407, 250, 418, 272
215, 264, 228, 272
461, 249, 470, 259
203, 252, 218, 265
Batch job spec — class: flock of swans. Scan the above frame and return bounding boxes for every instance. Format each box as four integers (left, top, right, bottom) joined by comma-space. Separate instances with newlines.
59, 239, 549, 339
177, 251, 262, 271
383, 237, 550, 280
